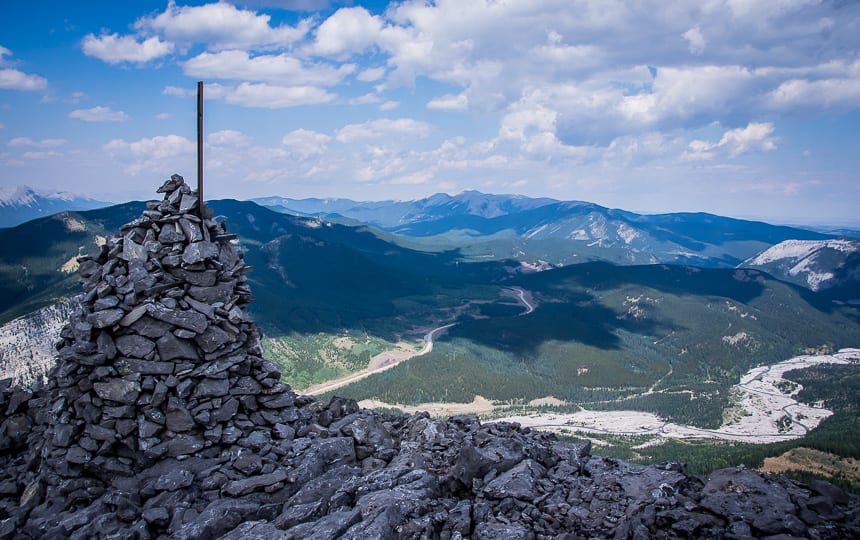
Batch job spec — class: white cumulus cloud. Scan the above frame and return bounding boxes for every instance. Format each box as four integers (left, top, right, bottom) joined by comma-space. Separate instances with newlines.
0, 68, 48, 91
281, 128, 331, 156
81, 33, 174, 64
223, 82, 336, 108
69, 106, 129, 122
311, 6, 383, 57
682, 25, 706, 55
208, 130, 253, 148
21, 151, 63, 159
8, 137, 67, 148
356, 66, 386, 82
0, 46, 47, 91
766, 76, 860, 110
138, 1, 310, 50
164, 81, 332, 109
183, 50, 353, 85
685, 122, 778, 160
104, 134, 195, 175
427, 93, 468, 111
335, 118, 434, 143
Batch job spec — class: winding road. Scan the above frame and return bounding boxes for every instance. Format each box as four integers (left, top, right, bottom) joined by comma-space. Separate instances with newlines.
302, 322, 458, 396
303, 286, 536, 397
506, 286, 535, 315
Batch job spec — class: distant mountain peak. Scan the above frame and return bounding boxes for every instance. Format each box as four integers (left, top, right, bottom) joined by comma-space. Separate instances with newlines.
745, 239, 860, 267
0, 185, 101, 206
743, 239, 860, 292
0, 185, 110, 228
0, 185, 38, 207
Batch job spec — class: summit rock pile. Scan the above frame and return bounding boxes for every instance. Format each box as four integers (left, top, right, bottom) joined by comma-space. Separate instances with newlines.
41, 174, 292, 481
0, 175, 858, 539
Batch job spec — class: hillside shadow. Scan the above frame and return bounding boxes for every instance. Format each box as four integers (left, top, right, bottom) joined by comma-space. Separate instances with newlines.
448, 292, 675, 355
516, 261, 770, 304
440, 260, 762, 356
634, 213, 830, 249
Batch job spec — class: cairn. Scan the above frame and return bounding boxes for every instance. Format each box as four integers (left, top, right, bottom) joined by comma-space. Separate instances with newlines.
39, 174, 299, 501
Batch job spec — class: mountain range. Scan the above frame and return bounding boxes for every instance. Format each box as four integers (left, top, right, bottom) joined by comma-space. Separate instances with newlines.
254, 191, 835, 269
0, 185, 111, 228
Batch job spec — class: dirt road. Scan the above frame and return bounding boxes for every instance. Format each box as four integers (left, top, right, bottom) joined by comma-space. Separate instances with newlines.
302, 322, 457, 396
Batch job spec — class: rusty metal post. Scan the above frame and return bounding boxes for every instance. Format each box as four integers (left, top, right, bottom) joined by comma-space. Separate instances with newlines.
197, 81, 204, 217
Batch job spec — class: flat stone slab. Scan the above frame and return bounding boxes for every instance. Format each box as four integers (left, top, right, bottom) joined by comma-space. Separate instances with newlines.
93, 380, 141, 404
222, 469, 288, 496
156, 333, 200, 362
115, 335, 156, 358
87, 308, 124, 329
115, 358, 175, 376
147, 303, 208, 333
182, 241, 219, 265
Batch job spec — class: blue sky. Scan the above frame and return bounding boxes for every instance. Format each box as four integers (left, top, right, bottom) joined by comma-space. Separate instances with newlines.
1, 0, 859, 226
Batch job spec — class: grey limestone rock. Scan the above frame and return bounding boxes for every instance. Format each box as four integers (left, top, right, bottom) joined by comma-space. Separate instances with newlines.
153, 469, 194, 492
96, 331, 117, 359
118, 305, 149, 327
92, 296, 119, 311
181, 241, 218, 265
93, 380, 140, 404
157, 174, 184, 193
474, 521, 535, 540
194, 378, 229, 398
283, 508, 362, 540
273, 500, 325, 529
222, 468, 288, 496
179, 193, 199, 213
156, 333, 200, 362
114, 335, 156, 358
121, 235, 147, 263
699, 468, 801, 536
483, 458, 545, 500
188, 282, 234, 305
165, 406, 195, 433
339, 505, 401, 540
172, 498, 261, 540
115, 358, 174, 376
157, 223, 185, 244
147, 303, 208, 334
87, 308, 124, 329
453, 437, 525, 485
218, 520, 289, 540
166, 434, 204, 457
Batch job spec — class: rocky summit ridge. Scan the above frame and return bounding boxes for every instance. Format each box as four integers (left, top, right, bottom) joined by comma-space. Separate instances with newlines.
0, 176, 858, 539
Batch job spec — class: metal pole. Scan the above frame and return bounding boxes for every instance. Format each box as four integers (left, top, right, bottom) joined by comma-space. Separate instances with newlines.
197, 81, 204, 217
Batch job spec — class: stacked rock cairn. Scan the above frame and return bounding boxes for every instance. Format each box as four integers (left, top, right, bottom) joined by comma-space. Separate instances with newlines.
43, 174, 294, 479
21, 175, 309, 536
0, 175, 858, 539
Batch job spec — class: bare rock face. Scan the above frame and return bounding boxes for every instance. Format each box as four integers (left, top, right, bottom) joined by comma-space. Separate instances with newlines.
0, 175, 858, 539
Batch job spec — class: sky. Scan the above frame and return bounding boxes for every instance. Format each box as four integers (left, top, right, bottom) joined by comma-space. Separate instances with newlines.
0, 0, 859, 226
